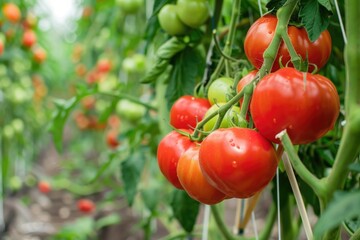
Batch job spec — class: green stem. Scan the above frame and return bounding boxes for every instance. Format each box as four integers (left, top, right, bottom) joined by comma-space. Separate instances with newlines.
259, 0, 299, 76
258, 202, 277, 240
205, 0, 241, 91
277, 131, 325, 198
211, 205, 237, 240
350, 227, 360, 240
281, 32, 302, 69
280, 196, 296, 240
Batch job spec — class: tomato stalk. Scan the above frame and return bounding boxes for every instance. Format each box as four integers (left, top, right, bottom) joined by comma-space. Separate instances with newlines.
205, 0, 242, 92
258, 0, 299, 77
280, 32, 303, 70
276, 131, 325, 197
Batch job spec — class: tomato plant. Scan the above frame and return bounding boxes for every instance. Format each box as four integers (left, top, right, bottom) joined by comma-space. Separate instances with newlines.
244, 14, 332, 72
177, 145, 226, 205
158, 4, 188, 36
176, 0, 209, 28
170, 95, 211, 129
199, 128, 278, 198
157, 130, 195, 189
250, 67, 340, 144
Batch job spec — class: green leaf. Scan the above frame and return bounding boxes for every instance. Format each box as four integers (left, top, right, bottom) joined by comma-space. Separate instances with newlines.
170, 189, 200, 233
266, 0, 287, 12
120, 151, 146, 206
318, 0, 332, 11
349, 162, 360, 173
53, 217, 94, 240
299, 0, 333, 42
49, 97, 78, 152
165, 47, 204, 109
95, 214, 121, 230
314, 191, 360, 238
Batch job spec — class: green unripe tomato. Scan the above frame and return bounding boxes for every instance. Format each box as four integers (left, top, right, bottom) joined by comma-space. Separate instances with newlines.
207, 77, 233, 105
203, 103, 241, 132
116, 99, 146, 122
122, 54, 146, 73
158, 4, 188, 36
12, 118, 24, 133
176, 0, 209, 28
116, 0, 142, 14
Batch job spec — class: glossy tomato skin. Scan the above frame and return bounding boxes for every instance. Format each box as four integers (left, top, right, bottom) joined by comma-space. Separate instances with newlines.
207, 77, 233, 105
177, 146, 226, 205
157, 130, 195, 189
244, 15, 332, 72
170, 95, 211, 129
158, 4, 188, 36
176, 0, 209, 28
250, 67, 340, 144
236, 70, 258, 106
199, 128, 278, 198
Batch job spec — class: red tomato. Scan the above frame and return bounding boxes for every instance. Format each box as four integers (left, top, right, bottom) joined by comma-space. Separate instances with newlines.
157, 130, 195, 189
170, 96, 211, 129
97, 59, 112, 73
177, 146, 226, 205
22, 30, 37, 48
38, 181, 51, 194
0, 39, 4, 55
236, 70, 258, 106
77, 199, 95, 213
106, 131, 120, 149
33, 47, 47, 63
2, 3, 21, 23
244, 15, 332, 72
250, 67, 340, 144
199, 128, 278, 198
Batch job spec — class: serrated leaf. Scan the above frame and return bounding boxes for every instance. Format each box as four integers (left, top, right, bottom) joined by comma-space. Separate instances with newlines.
314, 191, 360, 238
165, 47, 204, 109
170, 189, 200, 233
299, 0, 332, 42
120, 151, 146, 206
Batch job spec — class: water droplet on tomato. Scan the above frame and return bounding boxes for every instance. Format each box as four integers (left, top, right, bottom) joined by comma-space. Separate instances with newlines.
230, 143, 235, 147
273, 118, 277, 123
232, 161, 238, 168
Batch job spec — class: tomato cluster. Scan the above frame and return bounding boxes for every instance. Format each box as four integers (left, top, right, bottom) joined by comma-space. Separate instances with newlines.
156, 13, 340, 205
1, 3, 47, 64
158, 0, 209, 36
